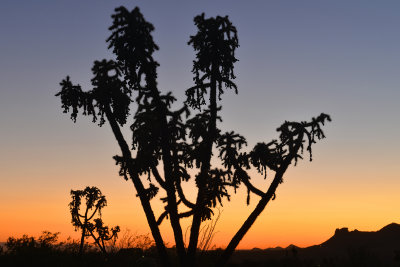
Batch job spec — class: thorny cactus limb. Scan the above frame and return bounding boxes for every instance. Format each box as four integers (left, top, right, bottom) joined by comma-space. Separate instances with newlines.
216, 113, 331, 266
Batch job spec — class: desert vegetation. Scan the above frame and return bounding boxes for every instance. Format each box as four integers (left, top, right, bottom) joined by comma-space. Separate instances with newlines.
69, 186, 120, 256
0, 230, 161, 266
55, 5, 330, 266
2, 227, 399, 267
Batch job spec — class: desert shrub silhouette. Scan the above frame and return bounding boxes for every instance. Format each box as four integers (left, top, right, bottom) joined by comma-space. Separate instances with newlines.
69, 186, 120, 256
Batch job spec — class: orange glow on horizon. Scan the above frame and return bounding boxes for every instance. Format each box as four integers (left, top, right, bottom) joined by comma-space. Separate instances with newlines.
1, 165, 399, 250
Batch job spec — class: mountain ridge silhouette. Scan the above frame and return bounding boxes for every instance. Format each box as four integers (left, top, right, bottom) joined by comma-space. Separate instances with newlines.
316, 222, 400, 250
231, 223, 400, 266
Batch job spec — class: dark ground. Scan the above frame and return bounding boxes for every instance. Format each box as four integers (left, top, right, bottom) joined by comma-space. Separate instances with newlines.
2, 223, 400, 266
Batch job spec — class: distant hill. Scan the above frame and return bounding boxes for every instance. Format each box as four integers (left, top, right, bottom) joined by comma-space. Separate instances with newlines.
315, 223, 400, 250
230, 223, 400, 266
301, 223, 400, 264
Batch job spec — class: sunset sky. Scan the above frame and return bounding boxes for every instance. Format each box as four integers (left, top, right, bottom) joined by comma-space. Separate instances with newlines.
1, 0, 399, 249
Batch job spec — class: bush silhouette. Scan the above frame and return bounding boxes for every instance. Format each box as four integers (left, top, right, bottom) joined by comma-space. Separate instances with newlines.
5, 231, 61, 254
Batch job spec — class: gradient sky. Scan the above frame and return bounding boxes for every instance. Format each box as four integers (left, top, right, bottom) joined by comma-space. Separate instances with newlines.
1, 0, 399, 249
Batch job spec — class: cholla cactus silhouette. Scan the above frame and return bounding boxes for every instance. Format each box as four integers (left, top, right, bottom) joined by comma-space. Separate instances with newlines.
69, 186, 120, 256
57, 6, 330, 266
